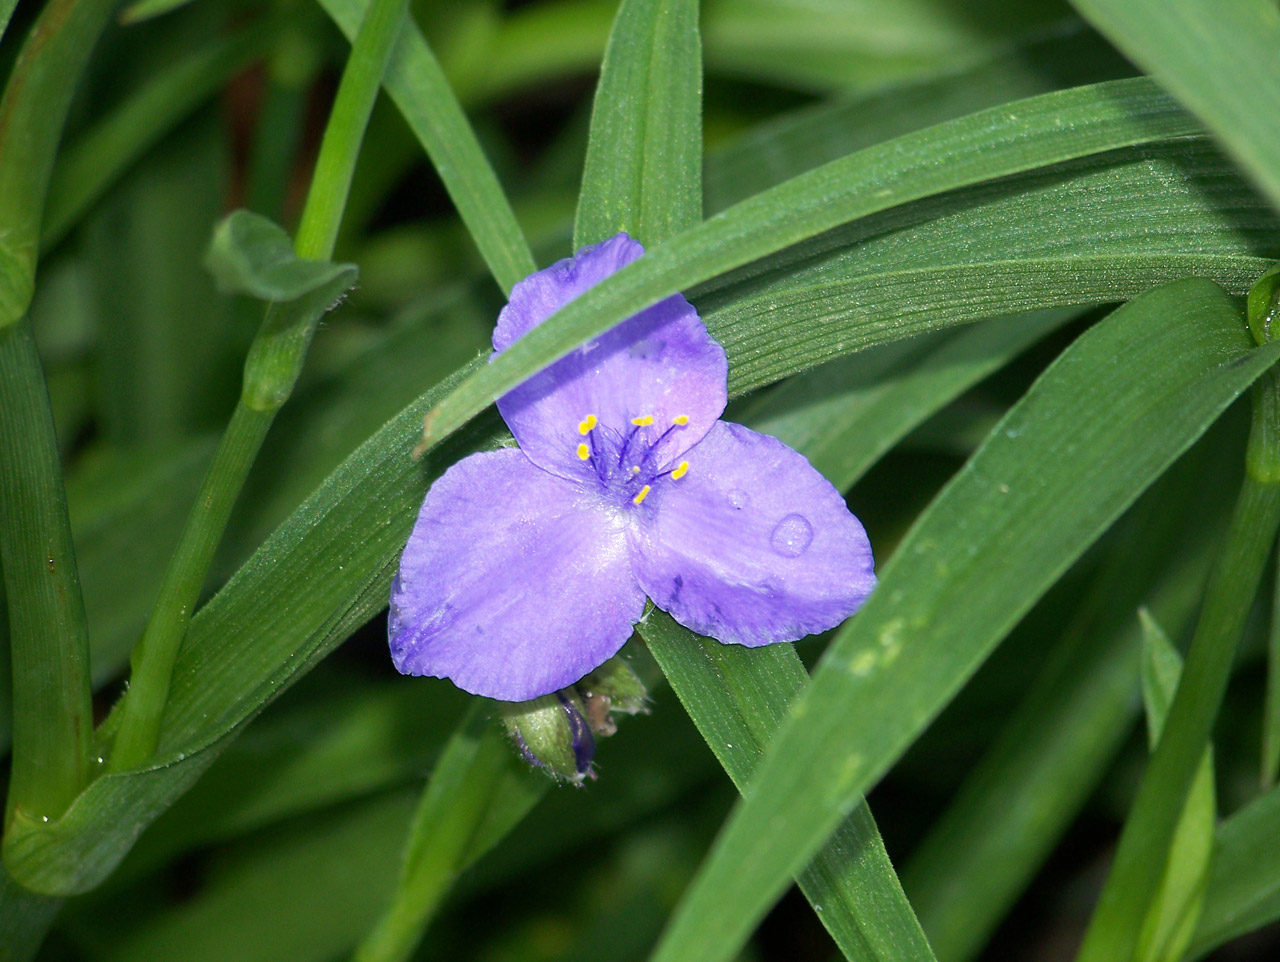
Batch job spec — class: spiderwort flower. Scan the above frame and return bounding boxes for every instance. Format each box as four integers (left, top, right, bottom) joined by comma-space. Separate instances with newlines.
390, 233, 876, 701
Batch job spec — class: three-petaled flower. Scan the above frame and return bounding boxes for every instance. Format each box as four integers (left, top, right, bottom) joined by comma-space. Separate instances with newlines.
389, 233, 876, 701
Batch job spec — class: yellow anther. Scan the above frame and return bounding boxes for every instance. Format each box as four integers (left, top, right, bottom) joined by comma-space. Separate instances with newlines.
578, 415, 597, 435
673, 414, 689, 425
671, 460, 690, 480
630, 415, 655, 426
576, 443, 590, 460
632, 484, 652, 505
631, 465, 641, 474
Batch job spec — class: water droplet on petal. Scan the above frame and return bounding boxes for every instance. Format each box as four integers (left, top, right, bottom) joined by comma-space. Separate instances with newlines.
770, 513, 813, 557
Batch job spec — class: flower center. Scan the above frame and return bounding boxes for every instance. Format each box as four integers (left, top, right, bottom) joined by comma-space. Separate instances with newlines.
573, 412, 691, 505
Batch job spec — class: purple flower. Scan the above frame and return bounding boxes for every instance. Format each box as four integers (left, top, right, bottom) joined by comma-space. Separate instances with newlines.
389, 233, 876, 701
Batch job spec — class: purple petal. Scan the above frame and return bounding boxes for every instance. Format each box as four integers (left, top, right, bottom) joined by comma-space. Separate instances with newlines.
493, 233, 728, 483
628, 421, 876, 646
390, 448, 645, 701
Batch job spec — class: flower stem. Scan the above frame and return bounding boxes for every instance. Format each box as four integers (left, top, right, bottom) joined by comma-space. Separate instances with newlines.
1075, 366, 1280, 962
108, 0, 410, 771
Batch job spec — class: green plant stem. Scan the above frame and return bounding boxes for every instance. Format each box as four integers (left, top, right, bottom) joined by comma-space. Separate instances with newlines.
1076, 382, 1280, 962
0, 0, 121, 328
107, 0, 409, 771
109, 404, 275, 770
294, 0, 408, 262
0, 319, 93, 822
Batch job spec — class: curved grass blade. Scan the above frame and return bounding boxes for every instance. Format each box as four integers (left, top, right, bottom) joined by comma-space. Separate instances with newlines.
574, 0, 701, 248
417, 78, 1200, 452
316, 0, 536, 294
1068, 0, 1280, 213
697, 137, 1279, 389
641, 614, 935, 962
643, 279, 1280, 962
902, 439, 1233, 962
705, 24, 1133, 213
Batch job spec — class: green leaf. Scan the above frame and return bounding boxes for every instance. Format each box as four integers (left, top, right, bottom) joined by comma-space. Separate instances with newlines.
353, 706, 546, 962
641, 615, 936, 962
697, 138, 1277, 391
417, 78, 1201, 452
119, 675, 469, 880
705, 24, 1132, 213
739, 309, 1076, 490
0, 361, 505, 895
0, 860, 62, 962
574, 0, 701, 247
642, 279, 1280, 962
1139, 609, 1182, 747
1068, 0, 1280, 213
0, 0, 119, 328
0, 320, 94, 822
902, 438, 1232, 962
1133, 610, 1217, 962
315, 0, 536, 294
204, 210, 358, 306
1194, 783, 1280, 955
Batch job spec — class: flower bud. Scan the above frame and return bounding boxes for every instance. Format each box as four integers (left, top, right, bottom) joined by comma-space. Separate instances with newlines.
576, 657, 650, 736
499, 691, 595, 785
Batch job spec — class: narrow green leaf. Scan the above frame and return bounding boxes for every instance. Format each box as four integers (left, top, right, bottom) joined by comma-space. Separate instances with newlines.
643, 279, 1280, 962
41, 28, 271, 251
354, 706, 545, 962
1139, 610, 1183, 746
705, 24, 1132, 213
119, 676, 468, 880
575, 0, 701, 248
1134, 610, 1217, 962
1194, 783, 1280, 954
316, 0, 537, 294
0, 861, 62, 962
0, 361, 505, 894
903, 440, 1231, 962
0, 319, 93, 823
740, 309, 1075, 489
418, 79, 1200, 452
0, 0, 119, 328
641, 615, 936, 962
1078, 440, 1280, 959
697, 138, 1277, 391
1068, 0, 1280, 212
